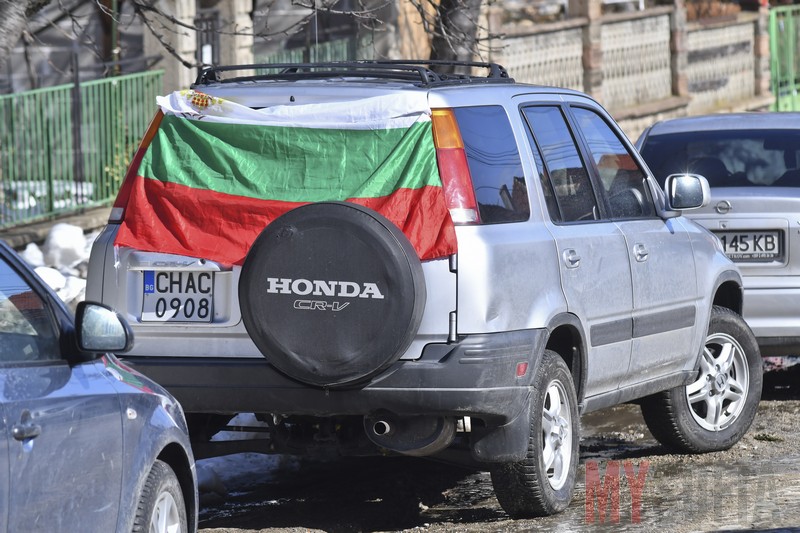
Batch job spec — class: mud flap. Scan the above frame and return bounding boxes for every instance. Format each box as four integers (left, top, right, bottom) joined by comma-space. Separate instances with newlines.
470, 391, 533, 462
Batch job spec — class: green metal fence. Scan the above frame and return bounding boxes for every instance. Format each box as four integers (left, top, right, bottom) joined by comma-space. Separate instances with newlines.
770, 5, 800, 111
0, 70, 163, 228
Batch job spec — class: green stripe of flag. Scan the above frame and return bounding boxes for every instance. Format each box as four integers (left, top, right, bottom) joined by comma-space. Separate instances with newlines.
139, 114, 441, 203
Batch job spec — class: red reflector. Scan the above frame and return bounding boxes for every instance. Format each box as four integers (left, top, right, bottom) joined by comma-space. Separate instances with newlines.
516, 362, 529, 378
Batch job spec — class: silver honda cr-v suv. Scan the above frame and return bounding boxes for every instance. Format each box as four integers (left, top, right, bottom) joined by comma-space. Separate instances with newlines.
88, 61, 761, 518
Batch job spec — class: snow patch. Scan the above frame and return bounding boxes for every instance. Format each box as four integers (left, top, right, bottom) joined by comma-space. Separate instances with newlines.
22, 223, 93, 311
20, 242, 45, 267
43, 223, 88, 269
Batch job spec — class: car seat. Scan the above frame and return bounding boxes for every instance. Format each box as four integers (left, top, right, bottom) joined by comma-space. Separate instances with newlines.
689, 157, 730, 186
773, 168, 800, 187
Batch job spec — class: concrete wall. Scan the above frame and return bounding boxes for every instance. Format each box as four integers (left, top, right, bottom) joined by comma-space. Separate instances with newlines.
492, 2, 773, 140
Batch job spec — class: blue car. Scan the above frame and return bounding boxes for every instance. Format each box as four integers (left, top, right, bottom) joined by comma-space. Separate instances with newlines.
0, 240, 197, 532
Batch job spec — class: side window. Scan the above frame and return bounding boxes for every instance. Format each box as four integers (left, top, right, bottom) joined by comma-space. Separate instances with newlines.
525, 128, 560, 222
453, 106, 529, 223
0, 260, 60, 363
522, 106, 599, 223
571, 107, 655, 219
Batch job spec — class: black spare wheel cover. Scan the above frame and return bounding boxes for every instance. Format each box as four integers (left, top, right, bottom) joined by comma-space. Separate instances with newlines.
239, 202, 427, 387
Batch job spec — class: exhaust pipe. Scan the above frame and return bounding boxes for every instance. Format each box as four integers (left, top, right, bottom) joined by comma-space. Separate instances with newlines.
372, 420, 393, 436
364, 411, 455, 457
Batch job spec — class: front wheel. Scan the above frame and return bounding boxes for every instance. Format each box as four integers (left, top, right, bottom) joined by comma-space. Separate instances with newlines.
132, 460, 188, 533
640, 306, 762, 453
490, 350, 579, 517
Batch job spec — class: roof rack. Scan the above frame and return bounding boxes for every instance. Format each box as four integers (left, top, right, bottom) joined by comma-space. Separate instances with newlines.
193, 60, 515, 87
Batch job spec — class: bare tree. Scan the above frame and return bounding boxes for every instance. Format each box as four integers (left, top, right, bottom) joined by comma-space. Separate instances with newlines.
1, 0, 496, 81
0, 0, 51, 71
406, 0, 492, 73
429, 0, 484, 66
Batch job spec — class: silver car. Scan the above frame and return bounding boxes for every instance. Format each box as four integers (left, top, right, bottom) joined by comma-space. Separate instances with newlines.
637, 112, 800, 357
0, 240, 197, 532
88, 61, 761, 518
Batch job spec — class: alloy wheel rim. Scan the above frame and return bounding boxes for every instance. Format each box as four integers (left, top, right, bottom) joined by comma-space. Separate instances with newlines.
541, 379, 572, 490
686, 332, 749, 432
149, 491, 181, 533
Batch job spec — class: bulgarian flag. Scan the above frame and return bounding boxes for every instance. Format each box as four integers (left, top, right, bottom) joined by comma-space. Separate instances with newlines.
113, 90, 457, 265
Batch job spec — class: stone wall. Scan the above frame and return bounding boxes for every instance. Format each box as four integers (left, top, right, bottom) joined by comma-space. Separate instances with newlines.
500, 20, 584, 91
686, 13, 771, 114
494, 4, 772, 140
602, 13, 673, 110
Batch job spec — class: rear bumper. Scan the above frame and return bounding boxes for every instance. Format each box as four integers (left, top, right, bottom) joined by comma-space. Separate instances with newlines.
121, 328, 547, 425
743, 286, 800, 355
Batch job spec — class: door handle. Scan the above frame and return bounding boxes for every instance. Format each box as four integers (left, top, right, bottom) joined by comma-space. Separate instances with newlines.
633, 243, 649, 262
562, 249, 581, 269
12, 410, 41, 441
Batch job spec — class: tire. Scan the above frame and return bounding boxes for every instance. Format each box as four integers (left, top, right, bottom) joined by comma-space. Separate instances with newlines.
640, 306, 762, 453
239, 202, 426, 387
490, 350, 579, 518
132, 460, 188, 533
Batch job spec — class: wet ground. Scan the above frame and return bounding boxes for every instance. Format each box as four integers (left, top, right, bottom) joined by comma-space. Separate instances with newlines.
198, 362, 800, 533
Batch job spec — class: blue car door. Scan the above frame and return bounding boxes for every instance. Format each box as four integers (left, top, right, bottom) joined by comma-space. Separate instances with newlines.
0, 402, 7, 533
0, 256, 124, 532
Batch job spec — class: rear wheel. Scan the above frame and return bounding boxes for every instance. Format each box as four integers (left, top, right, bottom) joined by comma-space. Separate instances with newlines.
490, 350, 579, 517
132, 460, 188, 533
640, 306, 762, 453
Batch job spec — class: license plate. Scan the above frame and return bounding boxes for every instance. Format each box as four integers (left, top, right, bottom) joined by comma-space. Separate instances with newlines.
715, 231, 781, 261
141, 271, 214, 322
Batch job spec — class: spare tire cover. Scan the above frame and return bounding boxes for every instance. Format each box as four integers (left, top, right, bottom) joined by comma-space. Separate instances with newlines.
239, 202, 427, 387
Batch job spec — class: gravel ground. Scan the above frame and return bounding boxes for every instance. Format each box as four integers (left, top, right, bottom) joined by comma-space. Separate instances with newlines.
198, 366, 800, 533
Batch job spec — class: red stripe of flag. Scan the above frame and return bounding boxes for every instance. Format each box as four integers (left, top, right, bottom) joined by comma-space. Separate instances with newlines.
115, 175, 456, 265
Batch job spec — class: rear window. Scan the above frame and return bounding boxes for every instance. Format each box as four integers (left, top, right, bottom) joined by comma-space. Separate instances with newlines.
454, 106, 529, 223
639, 129, 800, 188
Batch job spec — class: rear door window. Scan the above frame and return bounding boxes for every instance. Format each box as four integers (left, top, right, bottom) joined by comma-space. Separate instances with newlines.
453, 106, 529, 223
522, 106, 599, 223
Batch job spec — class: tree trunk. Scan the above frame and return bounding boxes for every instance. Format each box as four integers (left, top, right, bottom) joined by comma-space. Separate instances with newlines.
429, 0, 483, 74
0, 0, 51, 72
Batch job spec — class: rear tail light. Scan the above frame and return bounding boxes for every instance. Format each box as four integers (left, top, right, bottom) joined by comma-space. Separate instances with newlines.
109, 110, 164, 223
431, 108, 480, 224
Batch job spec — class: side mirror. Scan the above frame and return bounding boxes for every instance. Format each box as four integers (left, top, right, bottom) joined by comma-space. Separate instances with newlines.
75, 302, 134, 353
664, 173, 710, 211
